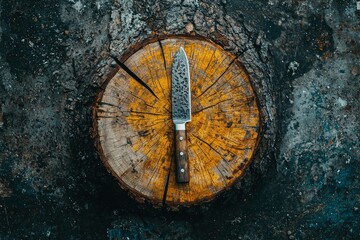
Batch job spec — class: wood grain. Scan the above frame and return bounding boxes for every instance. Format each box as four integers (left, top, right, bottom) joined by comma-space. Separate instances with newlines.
175, 129, 189, 183
93, 36, 260, 207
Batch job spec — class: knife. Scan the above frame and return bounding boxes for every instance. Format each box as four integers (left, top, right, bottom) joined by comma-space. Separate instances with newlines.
172, 47, 191, 183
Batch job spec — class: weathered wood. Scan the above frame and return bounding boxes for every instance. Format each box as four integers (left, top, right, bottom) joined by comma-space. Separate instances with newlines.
93, 36, 260, 207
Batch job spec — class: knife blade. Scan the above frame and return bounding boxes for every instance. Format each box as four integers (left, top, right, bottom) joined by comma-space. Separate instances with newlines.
172, 47, 191, 183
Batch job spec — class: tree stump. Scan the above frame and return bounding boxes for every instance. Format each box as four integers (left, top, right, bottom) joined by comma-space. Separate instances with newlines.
93, 36, 260, 208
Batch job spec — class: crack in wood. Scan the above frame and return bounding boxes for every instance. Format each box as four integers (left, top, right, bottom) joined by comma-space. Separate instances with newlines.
191, 133, 224, 159
157, 36, 167, 71
162, 157, 172, 208
127, 110, 168, 116
111, 56, 160, 100
192, 141, 218, 190
146, 46, 167, 100
194, 137, 228, 186
204, 49, 217, 72
192, 98, 232, 115
109, 84, 157, 109
138, 120, 169, 130
99, 102, 122, 110
204, 77, 248, 102
196, 56, 237, 98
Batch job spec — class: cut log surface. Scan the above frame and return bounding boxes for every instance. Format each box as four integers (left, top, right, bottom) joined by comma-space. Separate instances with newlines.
94, 36, 260, 207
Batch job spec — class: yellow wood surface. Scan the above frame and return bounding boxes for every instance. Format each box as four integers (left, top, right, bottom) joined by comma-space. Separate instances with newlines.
94, 37, 260, 207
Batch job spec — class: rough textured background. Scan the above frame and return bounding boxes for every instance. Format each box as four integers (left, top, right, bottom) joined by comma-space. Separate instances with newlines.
0, 0, 359, 239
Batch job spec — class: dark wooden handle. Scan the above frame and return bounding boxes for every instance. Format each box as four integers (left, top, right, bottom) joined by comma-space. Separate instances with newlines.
175, 130, 189, 183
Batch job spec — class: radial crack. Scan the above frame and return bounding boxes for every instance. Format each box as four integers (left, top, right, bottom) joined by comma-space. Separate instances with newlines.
191, 134, 224, 158
196, 57, 237, 98
192, 98, 232, 115
111, 56, 159, 100
157, 36, 167, 71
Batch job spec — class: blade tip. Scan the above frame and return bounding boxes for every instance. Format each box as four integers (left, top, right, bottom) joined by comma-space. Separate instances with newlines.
178, 47, 186, 55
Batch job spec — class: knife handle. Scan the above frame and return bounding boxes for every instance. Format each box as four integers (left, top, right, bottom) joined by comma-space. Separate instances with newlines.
175, 128, 189, 183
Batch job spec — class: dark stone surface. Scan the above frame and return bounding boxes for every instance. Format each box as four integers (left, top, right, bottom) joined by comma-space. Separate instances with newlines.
0, 0, 359, 239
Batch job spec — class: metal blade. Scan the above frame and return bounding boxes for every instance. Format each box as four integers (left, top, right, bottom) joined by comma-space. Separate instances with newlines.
171, 47, 191, 124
